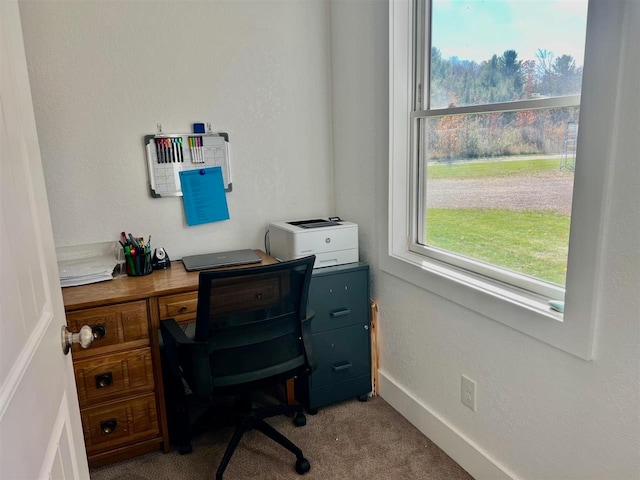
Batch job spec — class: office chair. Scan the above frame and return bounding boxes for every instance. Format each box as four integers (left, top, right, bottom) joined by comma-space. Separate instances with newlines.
160, 255, 316, 480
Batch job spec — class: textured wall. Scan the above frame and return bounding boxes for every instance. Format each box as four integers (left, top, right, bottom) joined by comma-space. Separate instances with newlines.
330, 1, 639, 479
19, 0, 334, 259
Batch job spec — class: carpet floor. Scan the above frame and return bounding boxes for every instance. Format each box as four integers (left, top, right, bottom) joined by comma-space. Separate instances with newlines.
90, 396, 473, 480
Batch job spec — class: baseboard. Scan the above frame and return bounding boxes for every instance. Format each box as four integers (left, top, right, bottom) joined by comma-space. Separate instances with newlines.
379, 371, 517, 480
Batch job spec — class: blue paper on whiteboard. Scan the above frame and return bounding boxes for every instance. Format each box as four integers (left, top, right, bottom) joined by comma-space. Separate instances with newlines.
179, 167, 230, 226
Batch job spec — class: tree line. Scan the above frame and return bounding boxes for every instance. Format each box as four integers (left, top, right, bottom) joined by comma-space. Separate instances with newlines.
428, 48, 582, 161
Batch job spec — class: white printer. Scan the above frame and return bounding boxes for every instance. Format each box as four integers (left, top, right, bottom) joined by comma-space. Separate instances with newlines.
268, 219, 358, 268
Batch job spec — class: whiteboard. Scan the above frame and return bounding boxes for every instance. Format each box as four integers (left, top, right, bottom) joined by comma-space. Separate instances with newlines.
144, 132, 232, 197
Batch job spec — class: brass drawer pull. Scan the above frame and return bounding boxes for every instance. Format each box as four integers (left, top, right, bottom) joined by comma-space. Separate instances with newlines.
330, 308, 351, 317
332, 361, 352, 372
95, 372, 113, 389
92, 324, 106, 340
100, 419, 117, 435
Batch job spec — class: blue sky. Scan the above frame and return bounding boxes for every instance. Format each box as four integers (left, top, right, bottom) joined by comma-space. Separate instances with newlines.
432, 0, 588, 66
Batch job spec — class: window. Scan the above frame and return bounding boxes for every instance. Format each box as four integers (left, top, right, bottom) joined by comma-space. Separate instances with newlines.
387, 0, 627, 359
412, 0, 588, 300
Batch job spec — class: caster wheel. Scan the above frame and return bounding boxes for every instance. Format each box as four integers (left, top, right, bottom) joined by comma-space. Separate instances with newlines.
358, 394, 369, 402
178, 443, 192, 455
294, 412, 307, 427
306, 407, 318, 415
295, 457, 311, 474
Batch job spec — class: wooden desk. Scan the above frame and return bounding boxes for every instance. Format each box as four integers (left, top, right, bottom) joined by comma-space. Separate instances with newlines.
62, 250, 277, 468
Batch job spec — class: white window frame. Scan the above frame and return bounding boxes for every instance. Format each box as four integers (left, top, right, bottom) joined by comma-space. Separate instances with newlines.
384, 0, 625, 360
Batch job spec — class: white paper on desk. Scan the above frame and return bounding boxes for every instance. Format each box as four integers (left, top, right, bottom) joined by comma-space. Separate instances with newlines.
60, 273, 114, 288
58, 254, 118, 287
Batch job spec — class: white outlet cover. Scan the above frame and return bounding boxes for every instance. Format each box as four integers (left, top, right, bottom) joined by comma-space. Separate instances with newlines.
461, 375, 476, 411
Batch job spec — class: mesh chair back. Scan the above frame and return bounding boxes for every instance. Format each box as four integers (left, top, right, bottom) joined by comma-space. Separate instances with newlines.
190, 255, 315, 396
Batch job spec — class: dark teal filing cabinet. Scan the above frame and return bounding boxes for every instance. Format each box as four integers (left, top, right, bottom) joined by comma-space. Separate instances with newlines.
297, 263, 371, 412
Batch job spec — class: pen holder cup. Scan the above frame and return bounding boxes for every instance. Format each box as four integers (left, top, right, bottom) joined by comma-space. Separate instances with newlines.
125, 251, 153, 277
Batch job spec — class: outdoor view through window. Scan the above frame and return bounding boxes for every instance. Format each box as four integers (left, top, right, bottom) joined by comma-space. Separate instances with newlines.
418, 0, 588, 289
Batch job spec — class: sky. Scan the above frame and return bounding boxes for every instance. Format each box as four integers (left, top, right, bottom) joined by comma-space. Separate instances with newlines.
431, 0, 589, 66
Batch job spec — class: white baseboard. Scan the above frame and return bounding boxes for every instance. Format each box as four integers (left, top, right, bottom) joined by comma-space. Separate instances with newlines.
379, 370, 517, 480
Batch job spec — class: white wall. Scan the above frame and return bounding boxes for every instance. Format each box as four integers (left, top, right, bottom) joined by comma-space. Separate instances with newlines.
19, 0, 334, 259
330, 1, 639, 479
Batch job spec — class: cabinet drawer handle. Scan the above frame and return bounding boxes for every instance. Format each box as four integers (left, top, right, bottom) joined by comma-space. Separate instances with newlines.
91, 324, 106, 340
178, 306, 188, 314
330, 308, 351, 317
100, 419, 117, 435
95, 372, 113, 389
332, 361, 352, 372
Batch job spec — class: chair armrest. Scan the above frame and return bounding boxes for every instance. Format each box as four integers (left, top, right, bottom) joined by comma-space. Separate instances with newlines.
160, 318, 194, 346
300, 311, 317, 373
160, 318, 194, 378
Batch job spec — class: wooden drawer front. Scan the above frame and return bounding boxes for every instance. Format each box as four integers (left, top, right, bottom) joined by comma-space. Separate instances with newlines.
75, 348, 154, 407
309, 270, 368, 333
158, 292, 198, 324
81, 394, 159, 455
67, 301, 149, 358
210, 273, 285, 315
159, 272, 289, 324
310, 323, 371, 389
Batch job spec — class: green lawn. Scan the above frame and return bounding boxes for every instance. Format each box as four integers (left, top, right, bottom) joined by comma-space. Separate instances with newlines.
426, 208, 570, 285
428, 158, 560, 179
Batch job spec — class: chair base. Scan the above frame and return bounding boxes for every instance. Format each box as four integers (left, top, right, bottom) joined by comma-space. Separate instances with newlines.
216, 407, 310, 480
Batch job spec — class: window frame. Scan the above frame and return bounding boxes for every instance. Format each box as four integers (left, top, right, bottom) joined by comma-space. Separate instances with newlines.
385, 0, 625, 360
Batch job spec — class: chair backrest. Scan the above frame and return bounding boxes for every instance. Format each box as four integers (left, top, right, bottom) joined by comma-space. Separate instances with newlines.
190, 255, 315, 396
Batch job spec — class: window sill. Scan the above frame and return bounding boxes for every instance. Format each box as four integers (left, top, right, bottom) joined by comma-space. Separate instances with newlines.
379, 249, 592, 360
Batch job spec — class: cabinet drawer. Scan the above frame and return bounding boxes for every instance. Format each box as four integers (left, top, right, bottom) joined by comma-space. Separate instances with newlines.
310, 323, 370, 389
81, 394, 159, 455
309, 270, 368, 333
74, 348, 154, 408
67, 301, 149, 359
158, 292, 197, 324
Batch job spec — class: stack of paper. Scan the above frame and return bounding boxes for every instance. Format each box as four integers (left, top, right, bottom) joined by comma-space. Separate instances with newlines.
58, 256, 119, 287
56, 241, 123, 288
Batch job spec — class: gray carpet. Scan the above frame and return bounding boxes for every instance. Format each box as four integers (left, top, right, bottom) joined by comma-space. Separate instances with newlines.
90, 396, 473, 480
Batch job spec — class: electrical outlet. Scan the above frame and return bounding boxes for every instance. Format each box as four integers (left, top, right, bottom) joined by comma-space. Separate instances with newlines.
461, 375, 476, 411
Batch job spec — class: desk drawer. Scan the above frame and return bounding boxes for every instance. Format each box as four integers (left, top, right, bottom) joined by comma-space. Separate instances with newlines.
158, 271, 289, 323
75, 348, 154, 408
158, 292, 198, 324
67, 301, 149, 359
81, 394, 159, 455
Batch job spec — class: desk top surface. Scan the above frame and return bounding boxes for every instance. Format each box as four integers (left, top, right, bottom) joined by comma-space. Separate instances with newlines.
62, 250, 277, 311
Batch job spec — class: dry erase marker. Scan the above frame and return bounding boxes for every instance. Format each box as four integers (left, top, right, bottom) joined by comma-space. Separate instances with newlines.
155, 139, 162, 163
171, 138, 177, 163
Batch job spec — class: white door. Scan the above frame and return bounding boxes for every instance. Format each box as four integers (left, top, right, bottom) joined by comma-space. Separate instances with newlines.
0, 2, 90, 479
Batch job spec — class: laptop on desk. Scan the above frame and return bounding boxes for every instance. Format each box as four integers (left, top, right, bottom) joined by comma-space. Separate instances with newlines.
181, 249, 262, 272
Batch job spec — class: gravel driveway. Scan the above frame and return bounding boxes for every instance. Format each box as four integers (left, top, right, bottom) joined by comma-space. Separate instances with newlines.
426, 172, 574, 215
